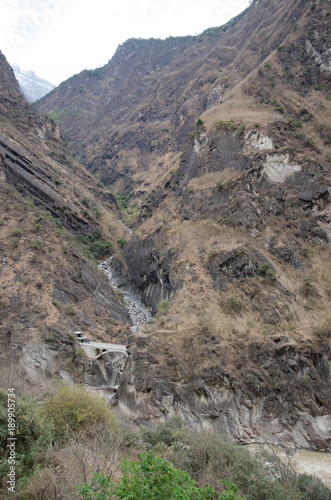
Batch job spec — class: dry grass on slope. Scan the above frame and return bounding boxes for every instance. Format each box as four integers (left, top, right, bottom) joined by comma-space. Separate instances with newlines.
201, 90, 283, 130
138, 212, 331, 358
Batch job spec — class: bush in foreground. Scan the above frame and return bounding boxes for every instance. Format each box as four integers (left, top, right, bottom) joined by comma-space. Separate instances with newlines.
44, 385, 117, 439
77, 451, 245, 499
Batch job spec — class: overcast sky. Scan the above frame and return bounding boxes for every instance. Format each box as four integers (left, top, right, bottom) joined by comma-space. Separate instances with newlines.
0, 0, 251, 86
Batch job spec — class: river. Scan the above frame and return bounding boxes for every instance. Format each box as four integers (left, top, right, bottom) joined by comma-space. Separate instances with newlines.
248, 444, 331, 486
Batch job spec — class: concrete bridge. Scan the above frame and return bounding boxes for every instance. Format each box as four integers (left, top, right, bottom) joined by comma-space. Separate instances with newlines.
74, 332, 128, 394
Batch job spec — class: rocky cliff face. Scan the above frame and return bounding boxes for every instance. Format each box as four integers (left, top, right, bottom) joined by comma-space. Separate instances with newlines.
0, 51, 132, 389
119, 334, 330, 451
113, 123, 330, 451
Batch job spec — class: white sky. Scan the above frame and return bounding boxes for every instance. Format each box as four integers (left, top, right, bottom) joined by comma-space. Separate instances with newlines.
0, 0, 251, 86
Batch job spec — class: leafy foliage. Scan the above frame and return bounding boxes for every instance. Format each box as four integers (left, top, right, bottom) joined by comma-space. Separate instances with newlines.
157, 299, 171, 317
0, 389, 53, 483
77, 451, 245, 499
141, 416, 183, 447
115, 192, 131, 211
296, 473, 331, 500
117, 237, 127, 248
76, 231, 113, 259
44, 386, 116, 439
258, 263, 276, 282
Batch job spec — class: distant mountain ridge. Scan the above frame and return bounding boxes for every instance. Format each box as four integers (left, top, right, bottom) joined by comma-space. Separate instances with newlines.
13, 64, 55, 103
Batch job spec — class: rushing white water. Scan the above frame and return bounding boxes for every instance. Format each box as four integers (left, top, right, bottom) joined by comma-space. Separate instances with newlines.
100, 258, 152, 332
247, 444, 331, 486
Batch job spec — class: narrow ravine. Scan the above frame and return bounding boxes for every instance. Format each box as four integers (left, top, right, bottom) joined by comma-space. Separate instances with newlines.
99, 257, 152, 332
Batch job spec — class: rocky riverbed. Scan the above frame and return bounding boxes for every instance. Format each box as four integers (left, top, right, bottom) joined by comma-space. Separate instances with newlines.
99, 258, 152, 332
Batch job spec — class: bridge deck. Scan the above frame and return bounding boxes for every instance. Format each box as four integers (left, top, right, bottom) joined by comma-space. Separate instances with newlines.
81, 341, 127, 351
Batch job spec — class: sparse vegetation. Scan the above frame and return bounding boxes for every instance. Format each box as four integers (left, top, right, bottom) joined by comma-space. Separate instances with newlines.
117, 237, 127, 248
258, 263, 276, 282
10, 236, 20, 248
274, 105, 285, 114
65, 304, 77, 315
10, 228, 22, 238
157, 299, 171, 317
32, 239, 44, 250
226, 297, 244, 314
302, 277, 316, 296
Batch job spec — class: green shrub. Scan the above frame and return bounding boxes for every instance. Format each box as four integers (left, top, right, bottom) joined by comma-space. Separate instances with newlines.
44, 386, 117, 439
141, 417, 183, 447
302, 375, 314, 391
89, 240, 113, 258
196, 117, 204, 127
10, 237, 20, 248
77, 451, 244, 500
32, 239, 44, 251
76, 232, 113, 260
258, 263, 276, 282
226, 297, 244, 313
157, 299, 171, 317
92, 207, 102, 218
170, 432, 295, 499
287, 117, 302, 128
312, 319, 331, 339
300, 246, 313, 258
115, 192, 131, 211
65, 304, 77, 315
274, 105, 285, 114
0, 389, 53, 483
30, 253, 37, 264
76, 346, 86, 358
117, 237, 127, 248
10, 228, 22, 238
296, 473, 331, 499
224, 178, 235, 190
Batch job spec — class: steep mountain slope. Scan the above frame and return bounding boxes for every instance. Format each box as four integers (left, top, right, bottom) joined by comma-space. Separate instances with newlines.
37, 0, 307, 197
38, 0, 331, 450
13, 64, 55, 103
0, 51, 132, 385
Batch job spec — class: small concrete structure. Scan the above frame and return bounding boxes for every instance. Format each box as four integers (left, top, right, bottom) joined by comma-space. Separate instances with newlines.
74, 332, 128, 397
81, 341, 127, 359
